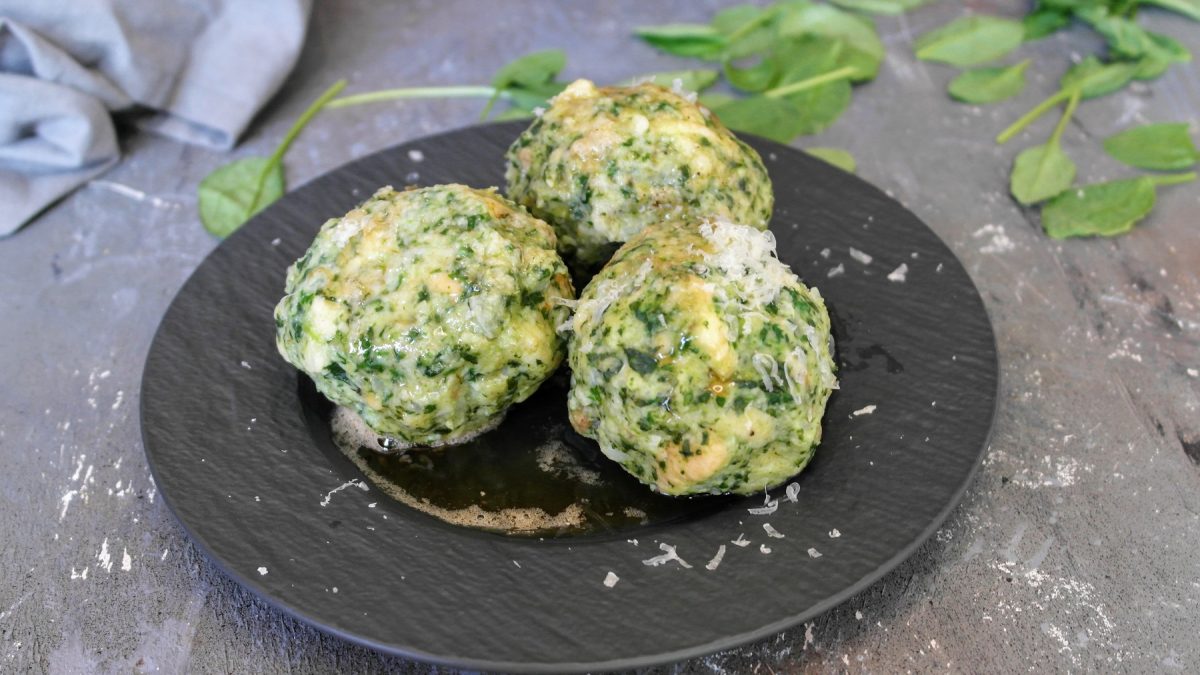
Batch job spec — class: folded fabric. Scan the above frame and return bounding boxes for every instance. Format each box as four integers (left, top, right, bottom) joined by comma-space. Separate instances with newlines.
0, 0, 312, 237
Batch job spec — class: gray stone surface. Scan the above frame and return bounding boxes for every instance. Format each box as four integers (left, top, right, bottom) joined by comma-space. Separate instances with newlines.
1, 0, 1197, 672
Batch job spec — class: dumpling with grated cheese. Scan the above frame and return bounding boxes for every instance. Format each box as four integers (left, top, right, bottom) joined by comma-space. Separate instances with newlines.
275, 184, 574, 448
565, 219, 837, 496
505, 78, 774, 266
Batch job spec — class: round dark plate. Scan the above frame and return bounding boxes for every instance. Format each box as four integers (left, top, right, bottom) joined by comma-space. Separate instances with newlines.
141, 122, 997, 672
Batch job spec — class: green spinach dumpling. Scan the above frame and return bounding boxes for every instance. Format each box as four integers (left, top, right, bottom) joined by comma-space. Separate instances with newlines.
505, 79, 774, 265
565, 219, 836, 495
275, 185, 574, 448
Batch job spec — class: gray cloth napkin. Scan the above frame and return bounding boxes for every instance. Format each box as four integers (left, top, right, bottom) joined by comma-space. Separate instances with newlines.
0, 0, 311, 236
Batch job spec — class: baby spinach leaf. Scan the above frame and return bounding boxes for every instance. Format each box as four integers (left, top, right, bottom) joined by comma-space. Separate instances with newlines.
697, 92, 737, 110
725, 32, 848, 93
1033, 0, 1103, 10
199, 158, 285, 239
713, 4, 780, 59
501, 82, 566, 112
1077, 8, 1154, 59
1140, 0, 1200, 20
712, 4, 770, 34
634, 24, 727, 59
492, 107, 535, 121
198, 79, 346, 238
948, 60, 1030, 103
1010, 89, 1079, 205
1041, 177, 1157, 238
777, 4, 884, 81
999, 59, 1137, 144
806, 147, 857, 172
1023, 8, 1071, 41
709, 96, 807, 142
721, 48, 859, 137
1059, 57, 1138, 98
1133, 33, 1191, 80
491, 50, 566, 92
773, 34, 846, 85
914, 16, 1025, 67
779, 80, 853, 135
828, 0, 928, 15
326, 85, 496, 110
1011, 143, 1076, 205
482, 50, 566, 119
723, 57, 779, 92
1103, 123, 1200, 171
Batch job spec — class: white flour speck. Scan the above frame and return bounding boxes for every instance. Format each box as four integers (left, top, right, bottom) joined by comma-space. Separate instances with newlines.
705, 545, 727, 570
819, 248, 831, 259
760, 544, 772, 554
827, 263, 845, 278
829, 528, 842, 538
513, 560, 521, 568
240, 360, 252, 369
763, 523, 785, 538
973, 224, 1015, 254
407, 149, 424, 162
731, 533, 751, 547
855, 610, 863, 620
270, 238, 282, 246
807, 547, 823, 558
848, 248, 873, 265
97, 538, 113, 573
887, 263, 908, 282
121, 548, 132, 571
642, 542, 692, 568
257, 566, 268, 576
852, 404, 877, 417
604, 571, 619, 587
1188, 368, 1199, 377
59, 490, 77, 521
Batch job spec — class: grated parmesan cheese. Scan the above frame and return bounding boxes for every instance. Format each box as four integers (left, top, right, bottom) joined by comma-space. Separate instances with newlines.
698, 219, 791, 307
848, 247, 873, 265
642, 542, 692, 568
705, 544, 727, 570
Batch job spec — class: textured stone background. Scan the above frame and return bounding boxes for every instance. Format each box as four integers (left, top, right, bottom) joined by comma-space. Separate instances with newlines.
2, 0, 1198, 672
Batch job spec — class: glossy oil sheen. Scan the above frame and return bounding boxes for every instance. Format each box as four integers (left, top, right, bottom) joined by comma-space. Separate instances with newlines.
302, 372, 734, 537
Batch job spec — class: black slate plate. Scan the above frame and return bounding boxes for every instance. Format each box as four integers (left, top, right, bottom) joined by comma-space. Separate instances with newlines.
141, 122, 997, 672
